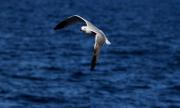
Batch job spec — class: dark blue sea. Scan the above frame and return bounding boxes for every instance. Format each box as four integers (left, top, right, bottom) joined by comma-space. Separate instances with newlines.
0, 0, 180, 107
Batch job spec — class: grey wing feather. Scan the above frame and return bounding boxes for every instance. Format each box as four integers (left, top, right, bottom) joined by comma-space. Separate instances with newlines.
90, 45, 100, 71
54, 15, 87, 30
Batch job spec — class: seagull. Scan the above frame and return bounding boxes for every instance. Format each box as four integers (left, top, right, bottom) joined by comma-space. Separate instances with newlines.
54, 15, 111, 70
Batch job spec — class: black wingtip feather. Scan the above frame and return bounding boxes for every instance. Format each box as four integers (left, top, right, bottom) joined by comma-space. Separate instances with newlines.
90, 55, 96, 71
54, 22, 66, 30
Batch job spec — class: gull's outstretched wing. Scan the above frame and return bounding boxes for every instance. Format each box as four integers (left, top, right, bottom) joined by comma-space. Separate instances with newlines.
54, 15, 88, 30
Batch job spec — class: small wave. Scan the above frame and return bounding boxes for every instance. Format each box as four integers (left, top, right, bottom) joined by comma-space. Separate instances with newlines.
9, 93, 67, 104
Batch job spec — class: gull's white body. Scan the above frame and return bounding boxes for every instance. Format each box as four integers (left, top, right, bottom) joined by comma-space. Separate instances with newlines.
54, 15, 111, 70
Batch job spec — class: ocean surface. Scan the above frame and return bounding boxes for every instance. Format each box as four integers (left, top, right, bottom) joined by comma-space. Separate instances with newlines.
0, 0, 180, 107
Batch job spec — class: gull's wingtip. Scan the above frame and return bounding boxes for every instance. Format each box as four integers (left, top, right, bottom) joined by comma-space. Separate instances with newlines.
54, 25, 63, 30
54, 26, 58, 30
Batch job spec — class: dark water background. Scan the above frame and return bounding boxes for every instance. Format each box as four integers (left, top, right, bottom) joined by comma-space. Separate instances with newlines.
0, 0, 180, 107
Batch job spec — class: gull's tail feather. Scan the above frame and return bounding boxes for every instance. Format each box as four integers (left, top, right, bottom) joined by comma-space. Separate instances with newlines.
105, 39, 111, 45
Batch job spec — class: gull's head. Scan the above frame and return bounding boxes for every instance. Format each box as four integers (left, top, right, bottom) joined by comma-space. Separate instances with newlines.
81, 26, 87, 31
81, 26, 91, 34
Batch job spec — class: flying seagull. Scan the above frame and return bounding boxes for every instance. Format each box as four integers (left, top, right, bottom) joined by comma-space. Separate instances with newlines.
54, 15, 111, 70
